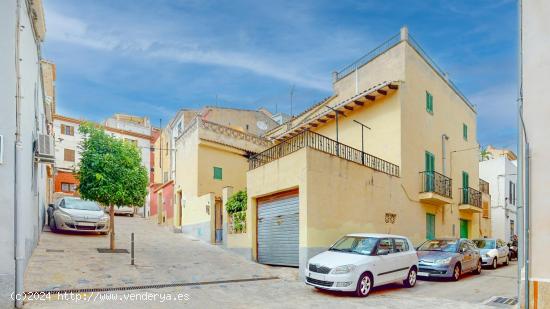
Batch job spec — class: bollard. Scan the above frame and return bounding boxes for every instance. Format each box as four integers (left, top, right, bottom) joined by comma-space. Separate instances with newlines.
131, 232, 134, 265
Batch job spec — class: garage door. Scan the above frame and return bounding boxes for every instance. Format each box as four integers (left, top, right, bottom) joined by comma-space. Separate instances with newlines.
257, 192, 299, 267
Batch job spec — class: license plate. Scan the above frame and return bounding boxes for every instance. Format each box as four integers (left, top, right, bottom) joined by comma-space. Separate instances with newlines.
78, 222, 96, 226
309, 272, 325, 281
417, 272, 429, 277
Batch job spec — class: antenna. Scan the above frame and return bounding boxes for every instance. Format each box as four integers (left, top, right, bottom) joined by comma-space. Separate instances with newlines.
290, 85, 295, 116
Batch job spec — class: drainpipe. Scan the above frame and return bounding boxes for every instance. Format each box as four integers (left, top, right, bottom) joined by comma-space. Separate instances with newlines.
442, 134, 449, 175
14, 0, 25, 307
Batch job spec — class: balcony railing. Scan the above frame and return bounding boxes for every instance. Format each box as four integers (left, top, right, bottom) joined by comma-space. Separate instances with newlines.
460, 187, 482, 208
248, 130, 400, 177
479, 179, 490, 194
419, 171, 452, 199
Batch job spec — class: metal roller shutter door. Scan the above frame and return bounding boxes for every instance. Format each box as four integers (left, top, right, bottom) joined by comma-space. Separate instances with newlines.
257, 194, 299, 266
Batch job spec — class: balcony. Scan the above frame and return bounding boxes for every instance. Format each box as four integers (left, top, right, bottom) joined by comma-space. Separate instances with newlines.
248, 130, 399, 177
419, 171, 453, 206
459, 187, 482, 213
479, 179, 490, 195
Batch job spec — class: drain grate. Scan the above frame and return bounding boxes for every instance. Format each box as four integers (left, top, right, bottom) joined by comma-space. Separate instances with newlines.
46, 249, 64, 253
97, 248, 129, 253
24, 276, 279, 296
486, 296, 518, 307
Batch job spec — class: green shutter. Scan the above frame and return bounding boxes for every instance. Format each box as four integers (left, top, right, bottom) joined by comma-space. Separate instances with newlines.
426, 213, 436, 240
462, 171, 469, 203
463, 123, 468, 140
213, 167, 222, 180
425, 151, 435, 191
426, 92, 433, 114
460, 219, 469, 238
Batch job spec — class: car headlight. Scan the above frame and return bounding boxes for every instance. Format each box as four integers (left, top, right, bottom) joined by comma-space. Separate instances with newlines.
99, 216, 109, 223
331, 264, 356, 274
434, 257, 452, 265
58, 213, 73, 223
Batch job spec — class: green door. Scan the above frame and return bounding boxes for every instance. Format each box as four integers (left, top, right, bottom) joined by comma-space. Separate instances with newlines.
425, 152, 435, 191
462, 171, 469, 203
460, 219, 469, 238
426, 213, 435, 240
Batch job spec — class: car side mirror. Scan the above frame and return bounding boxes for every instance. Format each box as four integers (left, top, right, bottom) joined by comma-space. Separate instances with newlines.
377, 249, 390, 256
48, 203, 54, 208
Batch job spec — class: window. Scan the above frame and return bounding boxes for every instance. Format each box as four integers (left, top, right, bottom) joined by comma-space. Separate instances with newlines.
213, 167, 222, 180
426, 213, 435, 240
61, 182, 76, 192
426, 91, 433, 114
64, 149, 75, 162
377, 238, 395, 254
463, 123, 468, 140
482, 201, 490, 218
61, 124, 75, 136
509, 181, 516, 205
394, 238, 410, 252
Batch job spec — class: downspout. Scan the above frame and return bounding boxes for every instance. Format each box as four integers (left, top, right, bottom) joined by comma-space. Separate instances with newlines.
14, 0, 25, 307
442, 134, 449, 175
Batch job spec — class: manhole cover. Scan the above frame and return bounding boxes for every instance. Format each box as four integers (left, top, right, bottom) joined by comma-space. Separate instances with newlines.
46, 249, 64, 253
97, 248, 129, 253
485, 296, 518, 307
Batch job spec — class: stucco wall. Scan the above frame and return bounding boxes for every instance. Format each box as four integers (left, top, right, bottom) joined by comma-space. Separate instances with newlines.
180, 193, 215, 243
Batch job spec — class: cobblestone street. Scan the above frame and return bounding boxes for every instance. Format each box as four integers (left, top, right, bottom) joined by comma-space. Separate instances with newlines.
23, 216, 517, 308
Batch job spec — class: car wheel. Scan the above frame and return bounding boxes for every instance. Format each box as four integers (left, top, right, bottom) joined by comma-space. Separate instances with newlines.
355, 272, 373, 297
403, 267, 417, 288
473, 259, 482, 275
504, 256, 509, 266
492, 258, 498, 269
49, 217, 57, 232
452, 264, 461, 281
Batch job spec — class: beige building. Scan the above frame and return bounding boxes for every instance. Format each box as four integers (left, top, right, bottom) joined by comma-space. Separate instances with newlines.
221, 27, 491, 272
521, 0, 550, 307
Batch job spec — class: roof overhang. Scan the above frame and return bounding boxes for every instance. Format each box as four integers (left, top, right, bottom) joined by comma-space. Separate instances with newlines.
271, 81, 400, 141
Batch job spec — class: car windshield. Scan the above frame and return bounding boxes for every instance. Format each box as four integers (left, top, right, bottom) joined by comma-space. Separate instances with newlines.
329, 236, 377, 255
418, 239, 458, 252
473, 239, 496, 249
61, 199, 101, 211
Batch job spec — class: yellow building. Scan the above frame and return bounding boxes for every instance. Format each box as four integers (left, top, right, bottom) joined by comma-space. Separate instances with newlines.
172, 109, 277, 242
225, 27, 491, 271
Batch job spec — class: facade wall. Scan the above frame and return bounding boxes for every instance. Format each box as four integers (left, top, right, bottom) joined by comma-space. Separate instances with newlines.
54, 170, 78, 195
180, 193, 215, 243
522, 1, 550, 307
0, 0, 49, 306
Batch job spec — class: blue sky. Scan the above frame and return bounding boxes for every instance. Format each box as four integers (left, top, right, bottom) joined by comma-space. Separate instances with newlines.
43, 0, 518, 149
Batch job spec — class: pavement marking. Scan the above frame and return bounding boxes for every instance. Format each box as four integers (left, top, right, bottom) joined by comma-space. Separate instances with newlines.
24, 276, 280, 296
484, 296, 519, 307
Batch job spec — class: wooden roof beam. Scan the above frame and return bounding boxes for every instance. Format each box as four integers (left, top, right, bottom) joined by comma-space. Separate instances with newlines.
365, 95, 375, 101
388, 84, 398, 90
326, 114, 335, 119
318, 118, 327, 123
343, 105, 354, 111
377, 89, 387, 95
353, 100, 364, 106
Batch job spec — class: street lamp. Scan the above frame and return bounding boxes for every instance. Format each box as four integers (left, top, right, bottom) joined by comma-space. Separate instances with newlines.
353, 120, 371, 164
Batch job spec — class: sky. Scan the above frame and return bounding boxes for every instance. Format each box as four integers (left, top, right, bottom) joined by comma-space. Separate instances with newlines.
42, 0, 518, 149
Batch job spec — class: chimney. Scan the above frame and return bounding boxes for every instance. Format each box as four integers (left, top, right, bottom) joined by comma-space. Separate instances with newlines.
400, 26, 409, 41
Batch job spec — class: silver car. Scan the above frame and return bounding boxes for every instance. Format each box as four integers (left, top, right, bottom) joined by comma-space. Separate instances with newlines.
473, 238, 510, 269
48, 197, 110, 234
417, 238, 482, 281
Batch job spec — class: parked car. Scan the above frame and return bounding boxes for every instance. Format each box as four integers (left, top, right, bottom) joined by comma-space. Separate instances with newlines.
48, 197, 110, 234
416, 238, 482, 281
305, 234, 418, 297
114, 205, 135, 216
473, 238, 509, 269
508, 236, 518, 261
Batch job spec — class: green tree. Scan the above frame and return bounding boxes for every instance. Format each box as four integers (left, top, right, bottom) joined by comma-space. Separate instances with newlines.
226, 190, 247, 233
480, 148, 490, 161
77, 123, 148, 249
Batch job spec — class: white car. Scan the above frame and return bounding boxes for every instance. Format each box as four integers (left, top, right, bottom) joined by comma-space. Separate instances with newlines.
114, 206, 135, 216
305, 233, 418, 297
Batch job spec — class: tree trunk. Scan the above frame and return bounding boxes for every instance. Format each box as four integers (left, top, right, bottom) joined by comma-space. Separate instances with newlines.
109, 205, 115, 250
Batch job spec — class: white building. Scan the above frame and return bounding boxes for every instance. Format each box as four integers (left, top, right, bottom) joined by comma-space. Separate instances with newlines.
53, 114, 153, 202
0, 0, 53, 307
479, 154, 517, 241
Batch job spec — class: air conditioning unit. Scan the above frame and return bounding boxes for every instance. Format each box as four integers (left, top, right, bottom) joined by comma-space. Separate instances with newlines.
35, 134, 55, 163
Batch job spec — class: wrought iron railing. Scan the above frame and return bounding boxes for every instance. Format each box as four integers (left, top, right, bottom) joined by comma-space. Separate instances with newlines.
479, 179, 490, 194
460, 187, 482, 208
248, 130, 399, 177
419, 171, 452, 198
334, 33, 401, 81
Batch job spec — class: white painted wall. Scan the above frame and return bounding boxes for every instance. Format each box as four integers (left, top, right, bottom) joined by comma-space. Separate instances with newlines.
0, 0, 49, 306
522, 0, 550, 282
479, 157, 518, 241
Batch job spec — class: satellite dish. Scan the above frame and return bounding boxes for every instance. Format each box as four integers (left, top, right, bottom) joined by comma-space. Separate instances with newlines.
256, 120, 268, 130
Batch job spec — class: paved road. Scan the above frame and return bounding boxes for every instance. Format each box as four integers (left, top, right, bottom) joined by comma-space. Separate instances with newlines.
22, 216, 517, 308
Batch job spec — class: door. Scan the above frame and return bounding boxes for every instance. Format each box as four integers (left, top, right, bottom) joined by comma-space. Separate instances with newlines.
257, 191, 299, 266
426, 213, 435, 240
157, 192, 163, 224
460, 219, 469, 239
462, 171, 469, 203
373, 238, 400, 284
425, 151, 435, 191
392, 238, 414, 281
459, 240, 474, 271
214, 197, 223, 243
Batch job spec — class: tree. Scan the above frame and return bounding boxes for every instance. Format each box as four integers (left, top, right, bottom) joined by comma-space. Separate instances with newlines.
226, 190, 247, 233
480, 148, 491, 161
77, 123, 148, 250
